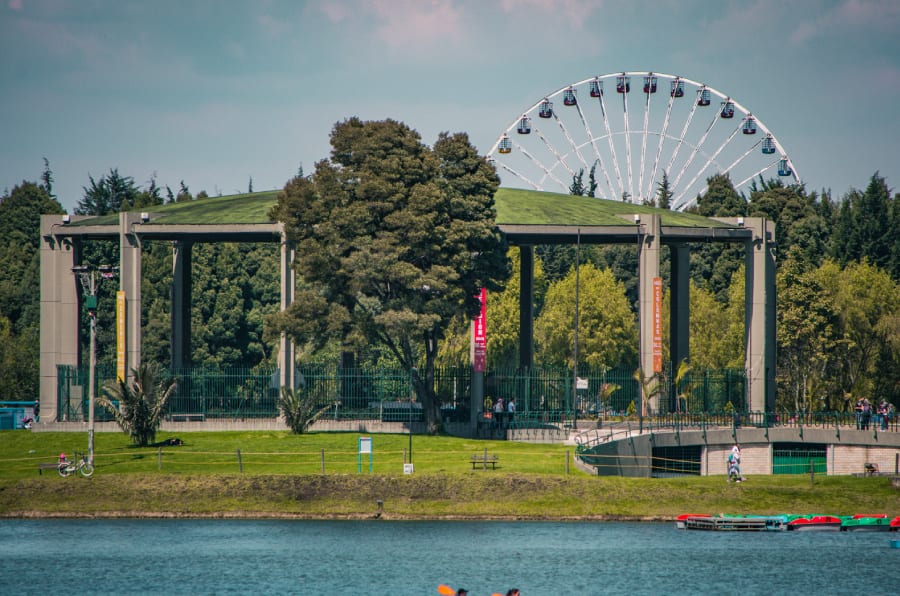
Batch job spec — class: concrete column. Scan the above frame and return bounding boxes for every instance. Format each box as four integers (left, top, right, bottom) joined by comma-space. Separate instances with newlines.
39, 215, 82, 421
670, 243, 690, 370
743, 217, 776, 412
638, 214, 661, 413
278, 230, 296, 391
170, 241, 193, 369
518, 245, 534, 371
120, 212, 143, 384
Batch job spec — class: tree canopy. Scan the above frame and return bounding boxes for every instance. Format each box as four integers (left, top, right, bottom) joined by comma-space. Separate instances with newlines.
269, 118, 510, 431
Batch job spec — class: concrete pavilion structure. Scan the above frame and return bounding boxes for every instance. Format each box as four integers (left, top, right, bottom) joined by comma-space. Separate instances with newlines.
38, 189, 775, 423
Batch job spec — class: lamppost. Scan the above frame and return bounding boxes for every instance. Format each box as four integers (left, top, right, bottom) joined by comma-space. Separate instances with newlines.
573, 229, 580, 429
408, 367, 416, 465
72, 264, 118, 466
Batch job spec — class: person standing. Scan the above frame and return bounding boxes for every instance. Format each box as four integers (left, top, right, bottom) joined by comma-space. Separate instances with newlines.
494, 397, 505, 426
855, 397, 864, 429
728, 444, 745, 482
507, 398, 516, 426
862, 398, 872, 430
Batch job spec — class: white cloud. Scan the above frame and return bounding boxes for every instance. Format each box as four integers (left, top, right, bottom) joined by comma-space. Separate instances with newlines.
790, 0, 900, 44
499, 0, 605, 23
257, 13, 291, 38
375, 0, 464, 47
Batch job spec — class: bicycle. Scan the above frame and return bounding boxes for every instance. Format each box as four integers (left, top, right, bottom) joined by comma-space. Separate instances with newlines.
58, 453, 94, 478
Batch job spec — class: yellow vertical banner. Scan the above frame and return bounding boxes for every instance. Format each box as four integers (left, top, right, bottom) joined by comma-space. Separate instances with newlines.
116, 291, 126, 382
652, 277, 663, 373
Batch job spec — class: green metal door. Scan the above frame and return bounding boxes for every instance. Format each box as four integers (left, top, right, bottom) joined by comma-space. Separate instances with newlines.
773, 443, 827, 475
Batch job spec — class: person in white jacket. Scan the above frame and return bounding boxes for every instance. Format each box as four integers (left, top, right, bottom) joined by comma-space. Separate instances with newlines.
728, 444, 745, 482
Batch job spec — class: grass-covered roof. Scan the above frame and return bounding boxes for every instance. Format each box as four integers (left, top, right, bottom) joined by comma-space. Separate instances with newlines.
71, 187, 727, 228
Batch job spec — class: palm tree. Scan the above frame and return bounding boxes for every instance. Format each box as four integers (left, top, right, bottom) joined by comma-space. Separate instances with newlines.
97, 363, 176, 446
278, 387, 330, 434
674, 359, 691, 413
633, 367, 660, 424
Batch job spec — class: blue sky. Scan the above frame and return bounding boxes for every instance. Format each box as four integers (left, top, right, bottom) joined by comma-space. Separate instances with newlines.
2, 0, 899, 212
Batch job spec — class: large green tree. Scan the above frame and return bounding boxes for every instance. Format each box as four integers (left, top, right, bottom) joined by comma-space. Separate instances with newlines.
818, 259, 900, 408
0, 181, 63, 402
269, 118, 509, 431
534, 262, 638, 369
776, 247, 841, 412
830, 173, 893, 273
75, 168, 140, 215
691, 174, 747, 303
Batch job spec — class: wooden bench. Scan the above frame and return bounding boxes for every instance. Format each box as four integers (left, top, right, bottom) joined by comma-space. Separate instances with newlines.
865, 463, 879, 476
38, 462, 60, 475
169, 413, 205, 422
470, 454, 499, 470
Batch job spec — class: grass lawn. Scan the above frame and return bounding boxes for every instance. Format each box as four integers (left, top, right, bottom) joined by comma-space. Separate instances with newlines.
2, 429, 898, 520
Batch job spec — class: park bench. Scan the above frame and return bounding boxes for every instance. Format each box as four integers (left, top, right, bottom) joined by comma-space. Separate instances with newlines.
865, 463, 879, 476
38, 462, 60, 475
470, 453, 499, 470
169, 413, 205, 422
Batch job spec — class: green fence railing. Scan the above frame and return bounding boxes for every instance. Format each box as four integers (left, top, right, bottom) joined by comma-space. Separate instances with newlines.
55, 363, 749, 422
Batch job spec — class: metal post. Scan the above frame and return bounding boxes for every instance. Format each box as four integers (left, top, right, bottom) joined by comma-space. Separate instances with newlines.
73, 264, 117, 467
573, 229, 580, 428
87, 303, 97, 466
409, 368, 415, 464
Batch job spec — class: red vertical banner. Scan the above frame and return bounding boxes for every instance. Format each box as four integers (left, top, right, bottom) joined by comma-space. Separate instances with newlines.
472, 287, 487, 373
652, 277, 663, 373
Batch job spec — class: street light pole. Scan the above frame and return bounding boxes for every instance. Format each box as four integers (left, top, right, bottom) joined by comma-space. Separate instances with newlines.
88, 296, 97, 465
73, 264, 117, 466
409, 368, 415, 465
573, 229, 580, 428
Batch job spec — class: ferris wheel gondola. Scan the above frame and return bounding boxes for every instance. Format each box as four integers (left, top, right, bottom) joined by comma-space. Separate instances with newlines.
487, 71, 801, 211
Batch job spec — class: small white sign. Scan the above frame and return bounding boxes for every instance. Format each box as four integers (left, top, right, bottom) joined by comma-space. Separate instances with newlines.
359, 437, 372, 454
403, 463, 414, 475
576, 377, 588, 390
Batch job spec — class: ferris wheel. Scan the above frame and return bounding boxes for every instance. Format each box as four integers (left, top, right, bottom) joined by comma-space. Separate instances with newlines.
487, 71, 800, 211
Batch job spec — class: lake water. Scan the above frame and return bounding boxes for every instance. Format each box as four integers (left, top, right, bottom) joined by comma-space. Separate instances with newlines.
1, 519, 897, 595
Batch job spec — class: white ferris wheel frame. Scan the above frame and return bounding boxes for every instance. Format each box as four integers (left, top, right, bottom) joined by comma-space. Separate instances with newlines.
488, 71, 801, 211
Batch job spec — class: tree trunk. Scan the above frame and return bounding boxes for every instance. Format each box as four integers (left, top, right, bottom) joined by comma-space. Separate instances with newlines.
417, 337, 443, 434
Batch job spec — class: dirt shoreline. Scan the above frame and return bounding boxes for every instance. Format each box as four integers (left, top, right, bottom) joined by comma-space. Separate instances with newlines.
2, 510, 664, 521
4, 473, 898, 522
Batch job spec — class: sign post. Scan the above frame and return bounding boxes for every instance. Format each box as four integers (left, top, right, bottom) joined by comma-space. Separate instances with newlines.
358, 436, 372, 475
471, 288, 486, 427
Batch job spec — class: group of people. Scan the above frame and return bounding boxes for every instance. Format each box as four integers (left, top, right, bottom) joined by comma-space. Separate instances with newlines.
491, 397, 516, 426
855, 397, 895, 431
727, 444, 746, 483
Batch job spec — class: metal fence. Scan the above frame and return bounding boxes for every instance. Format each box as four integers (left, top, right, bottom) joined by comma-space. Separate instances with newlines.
56, 363, 746, 422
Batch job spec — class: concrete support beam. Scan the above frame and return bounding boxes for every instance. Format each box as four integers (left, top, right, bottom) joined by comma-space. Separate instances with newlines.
670, 243, 690, 371
278, 230, 296, 392
170, 241, 192, 369
518, 245, 534, 371
39, 215, 82, 421
743, 217, 777, 412
120, 212, 143, 385
638, 214, 661, 413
